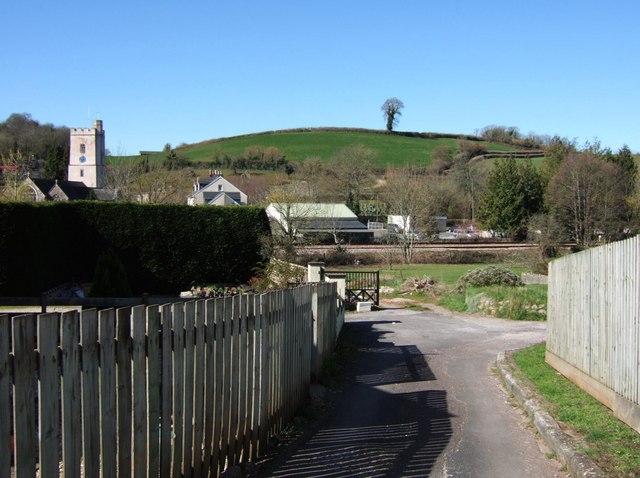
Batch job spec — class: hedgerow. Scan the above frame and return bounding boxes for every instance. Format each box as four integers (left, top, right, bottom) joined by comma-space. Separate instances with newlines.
0, 202, 270, 295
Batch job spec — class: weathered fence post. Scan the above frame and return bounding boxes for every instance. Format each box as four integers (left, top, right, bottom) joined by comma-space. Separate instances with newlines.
13, 314, 37, 478
0, 314, 11, 478
307, 262, 325, 283
324, 272, 347, 302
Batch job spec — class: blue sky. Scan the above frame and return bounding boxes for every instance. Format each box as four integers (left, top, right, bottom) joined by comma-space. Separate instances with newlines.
2, 1, 639, 154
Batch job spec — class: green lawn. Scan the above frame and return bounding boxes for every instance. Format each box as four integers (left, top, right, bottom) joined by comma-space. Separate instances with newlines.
114, 130, 521, 169
375, 263, 530, 286
513, 344, 640, 477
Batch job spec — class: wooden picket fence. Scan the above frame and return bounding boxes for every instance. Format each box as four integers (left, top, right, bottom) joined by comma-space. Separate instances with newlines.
0, 283, 343, 478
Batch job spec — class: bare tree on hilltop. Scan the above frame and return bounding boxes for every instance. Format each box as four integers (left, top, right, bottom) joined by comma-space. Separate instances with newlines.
381, 98, 404, 132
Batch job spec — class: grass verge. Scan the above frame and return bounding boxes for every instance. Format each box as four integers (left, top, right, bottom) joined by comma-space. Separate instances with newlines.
440, 284, 547, 321
513, 344, 640, 477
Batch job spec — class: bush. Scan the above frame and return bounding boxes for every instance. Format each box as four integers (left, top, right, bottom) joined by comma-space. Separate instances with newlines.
0, 202, 271, 295
479, 125, 520, 144
90, 249, 132, 297
457, 266, 523, 289
248, 259, 306, 291
457, 140, 487, 160
324, 246, 356, 265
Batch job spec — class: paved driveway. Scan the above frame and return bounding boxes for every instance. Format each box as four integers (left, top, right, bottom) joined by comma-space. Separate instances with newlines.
256, 306, 566, 477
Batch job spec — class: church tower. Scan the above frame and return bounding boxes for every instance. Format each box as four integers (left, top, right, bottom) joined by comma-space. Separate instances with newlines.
68, 119, 106, 188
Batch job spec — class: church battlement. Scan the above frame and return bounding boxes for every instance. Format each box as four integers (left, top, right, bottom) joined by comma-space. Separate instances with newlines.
70, 120, 103, 136
71, 128, 98, 134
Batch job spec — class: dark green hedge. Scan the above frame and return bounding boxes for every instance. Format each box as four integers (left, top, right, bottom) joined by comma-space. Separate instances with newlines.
0, 202, 270, 296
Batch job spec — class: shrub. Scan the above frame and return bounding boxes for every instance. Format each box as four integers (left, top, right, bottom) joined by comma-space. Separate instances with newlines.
248, 259, 306, 292
457, 266, 523, 290
324, 246, 356, 266
90, 249, 132, 297
479, 125, 520, 144
457, 140, 487, 160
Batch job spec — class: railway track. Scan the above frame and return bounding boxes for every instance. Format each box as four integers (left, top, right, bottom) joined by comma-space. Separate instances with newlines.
297, 241, 540, 254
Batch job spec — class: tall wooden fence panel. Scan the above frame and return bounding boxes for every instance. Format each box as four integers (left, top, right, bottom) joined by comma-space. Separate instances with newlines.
0, 283, 340, 477
547, 235, 640, 432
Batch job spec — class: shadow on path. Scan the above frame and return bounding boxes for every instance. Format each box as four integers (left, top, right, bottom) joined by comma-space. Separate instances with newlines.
256, 321, 454, 477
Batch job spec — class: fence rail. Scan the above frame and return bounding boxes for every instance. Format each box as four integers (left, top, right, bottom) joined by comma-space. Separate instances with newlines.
0, 294, 197, 313
0, 283, 343, 477
547, 235, 640, 432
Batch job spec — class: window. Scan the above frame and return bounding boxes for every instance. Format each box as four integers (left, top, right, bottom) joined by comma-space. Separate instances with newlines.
19, 187, 37, 202
80, 144, 86, 153
218, 185, 223, 191
80, 169, 84, 177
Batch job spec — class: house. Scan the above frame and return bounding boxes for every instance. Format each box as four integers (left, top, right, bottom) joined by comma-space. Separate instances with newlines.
387, 214, 449, 237
266, 202, 372, 243
187, 172, 248, 206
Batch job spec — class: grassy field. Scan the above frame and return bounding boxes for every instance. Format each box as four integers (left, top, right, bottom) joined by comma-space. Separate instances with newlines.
362, 263, 547, 321
513, 344, 640, 477
116, 129, 522, 169
375, 263, 530, 286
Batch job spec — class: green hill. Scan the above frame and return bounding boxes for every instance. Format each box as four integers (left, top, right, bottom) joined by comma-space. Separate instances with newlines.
136, 128, 524, 169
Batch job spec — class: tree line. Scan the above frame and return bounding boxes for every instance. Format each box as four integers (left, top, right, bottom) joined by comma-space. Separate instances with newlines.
0, 113, 69, 180
267, 135, 638, 263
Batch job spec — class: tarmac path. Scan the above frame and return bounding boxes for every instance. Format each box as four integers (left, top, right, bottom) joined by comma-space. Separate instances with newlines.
255, 305, 567, 478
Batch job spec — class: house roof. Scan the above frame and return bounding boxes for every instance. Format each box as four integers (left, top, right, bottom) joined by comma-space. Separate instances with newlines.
28, 178, 57, 193
205, 191, 242, 205
196, 176, 220, 188
25, 178, 116, 201
28, 178, 92, 200
267, 203, 358, 219
92, 188, 118, 201
53, 180, 94, 200
188, 175, 246, 203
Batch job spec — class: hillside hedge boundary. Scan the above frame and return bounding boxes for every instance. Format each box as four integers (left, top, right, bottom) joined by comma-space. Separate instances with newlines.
0, 202, 270, 296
